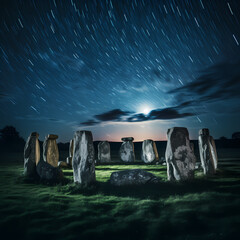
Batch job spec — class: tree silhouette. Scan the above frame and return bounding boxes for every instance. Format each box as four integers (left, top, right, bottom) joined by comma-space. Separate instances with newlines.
0, 126, 25, 152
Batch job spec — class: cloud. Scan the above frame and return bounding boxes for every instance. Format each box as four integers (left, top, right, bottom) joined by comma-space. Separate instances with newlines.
169, 61, 240, 104
81, 119, 100, 126
95, 109, 131, 121
81, 107, 194, 126
127, 108, 194, 122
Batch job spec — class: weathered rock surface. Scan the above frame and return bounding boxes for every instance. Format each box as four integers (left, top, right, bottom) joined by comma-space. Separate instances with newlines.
36, 160, 63, 181
121, 137, 134, 142
66, 139, 74, 166
110, 169, 159, 186
98, 141, 111, 163
141, 139, 159, 163
58, 161, 69, 168
23, 132, 40, 177
198, 128, 218, 175
119, 140, 135, 162
165, 127, 196, 181
43, 134, 59, 167
72, 131, 96, 185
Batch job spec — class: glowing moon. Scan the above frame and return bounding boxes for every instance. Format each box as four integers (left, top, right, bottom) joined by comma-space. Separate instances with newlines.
142, 107, 151, 115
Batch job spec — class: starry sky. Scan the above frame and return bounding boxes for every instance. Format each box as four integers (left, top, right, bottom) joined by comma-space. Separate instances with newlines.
1, 0, 240, 142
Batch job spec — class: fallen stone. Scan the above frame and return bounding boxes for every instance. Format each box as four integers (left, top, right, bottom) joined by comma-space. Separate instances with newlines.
98, 141, 111, 163
36, 160, 63, 181
43, 134, 59, 167
141, 139, 159, 163
165, 127, 196, 181
72, 131, 96, 185
23, 132, 40, 177
198, 128, 218, 175
110, 169, 160, 186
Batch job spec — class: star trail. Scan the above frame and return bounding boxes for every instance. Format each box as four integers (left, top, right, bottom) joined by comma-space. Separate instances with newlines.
0, 0, 240, 142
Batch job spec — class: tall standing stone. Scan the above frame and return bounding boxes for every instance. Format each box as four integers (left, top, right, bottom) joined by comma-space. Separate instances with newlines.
72, 131, 95, 185
198, 128, 218, 175
43, 134, 59, 167
141, 139, 159, 163
119, 137, 135, 162
165, 127, 196, 181
66, 139, 74, 166
23, 132, 40, 177
98, 141, 111, 163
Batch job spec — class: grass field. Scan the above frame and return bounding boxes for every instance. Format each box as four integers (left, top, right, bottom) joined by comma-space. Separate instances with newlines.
0, 152, 240, 240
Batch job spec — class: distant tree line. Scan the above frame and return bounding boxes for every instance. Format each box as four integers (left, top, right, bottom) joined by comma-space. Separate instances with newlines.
0, 126, 240, 153
0, 126, 25, 152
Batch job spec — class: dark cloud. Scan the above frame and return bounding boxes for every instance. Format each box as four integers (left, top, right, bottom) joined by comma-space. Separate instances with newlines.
81, 119, 100, 126
95, 109, 130, 121
169, 61, 240, 104
81, 107, 194, 126
128, 108, 194, 122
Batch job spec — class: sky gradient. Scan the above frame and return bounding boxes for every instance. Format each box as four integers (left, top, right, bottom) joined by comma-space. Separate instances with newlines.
0, 0, 240, 142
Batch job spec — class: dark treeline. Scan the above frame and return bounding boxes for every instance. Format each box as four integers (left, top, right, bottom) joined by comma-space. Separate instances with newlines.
0, 126, 239, 153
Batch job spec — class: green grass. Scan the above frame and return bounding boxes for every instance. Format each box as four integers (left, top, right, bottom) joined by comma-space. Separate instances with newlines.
0, 154, 240, 240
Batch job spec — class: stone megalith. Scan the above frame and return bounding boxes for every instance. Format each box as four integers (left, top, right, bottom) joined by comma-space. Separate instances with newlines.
66, 139, 74, 166
72, 131, 96, 185
43, 134, 59, 167
110, 169, 160, 186
165, 127, 196, 181
98, 141, 111, 163
37, 160, 63, 182
119, 137, 135, 162
198, 128, 218, 175
141, 139, 159, 163
23, 132, 40, 177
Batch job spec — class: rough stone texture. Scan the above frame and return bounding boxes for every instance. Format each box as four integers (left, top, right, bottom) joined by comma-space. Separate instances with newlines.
121, 137, 134, 142
165, 127, 196, 181
141, 139, 159, 163
66, 139, 74, 166
36, 160, 63, 181
119, 140, 135, 162
98, 141, 111, 163
43, 134, 59, 167
23, 132, 40, 177
198, 128, 218, 175
72, 131, 96, 185
58, 161, 69, 168
110, 169, 159, 186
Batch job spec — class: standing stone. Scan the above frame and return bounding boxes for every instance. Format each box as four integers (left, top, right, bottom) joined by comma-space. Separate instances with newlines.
98, 141, 111, 163
119, 137, 135, 162
66, 139, 74, 166
141, 139, 159, 163
23, 132, 40, 177
43, 134, 59, 167
198, 128, 218, 175
72, 131, 95, 185
165, 127, 196, 181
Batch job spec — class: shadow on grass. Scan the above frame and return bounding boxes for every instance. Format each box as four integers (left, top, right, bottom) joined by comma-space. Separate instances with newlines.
60, 167, 240, 200
95, 167, 166, 172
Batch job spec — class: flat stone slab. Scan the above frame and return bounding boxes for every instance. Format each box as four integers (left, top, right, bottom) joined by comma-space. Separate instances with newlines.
121, 137, 134, 142
110, 169, 160, 186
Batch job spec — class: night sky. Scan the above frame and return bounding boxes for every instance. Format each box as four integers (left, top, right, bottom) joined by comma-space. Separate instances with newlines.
1, 0, 240, 142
